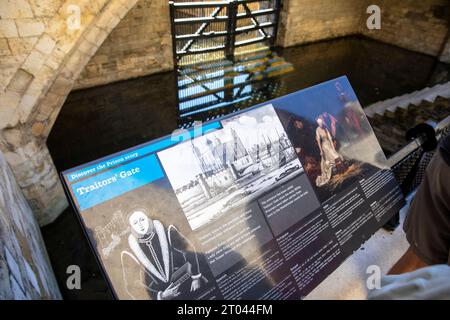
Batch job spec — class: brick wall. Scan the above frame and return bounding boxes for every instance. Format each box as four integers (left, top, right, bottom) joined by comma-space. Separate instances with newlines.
362, 0, 449, 57
277, 0, 366, 47
74, 0, 173, 89
277, 0, 449, 60
76, 0, 367, 87
73, 0, 450, 90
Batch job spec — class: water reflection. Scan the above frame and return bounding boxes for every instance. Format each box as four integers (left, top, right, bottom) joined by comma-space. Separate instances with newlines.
176, 48, 294, 127
48, 36, 450, 173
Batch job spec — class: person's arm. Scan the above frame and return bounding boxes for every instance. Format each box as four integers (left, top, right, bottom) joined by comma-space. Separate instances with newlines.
369, 264, 450, 300
399, 149, 450, 272
326, 129, 336, 151
370, 142, 450, 300
168, 225, 201, 277
123, 243, 179, 300
169, 226, 205, 292
388, 247, 428, 275
121, 251, 163, 300
316, 130, 322, 155
155, 282, 180, 300
329, 113, 338, 137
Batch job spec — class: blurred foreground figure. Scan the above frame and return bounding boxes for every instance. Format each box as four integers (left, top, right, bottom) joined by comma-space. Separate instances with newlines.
368, 265, 450, 299
369, 134, 450, 299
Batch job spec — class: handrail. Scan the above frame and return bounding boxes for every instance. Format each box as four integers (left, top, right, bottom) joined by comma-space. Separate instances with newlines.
387, 115, 450, 169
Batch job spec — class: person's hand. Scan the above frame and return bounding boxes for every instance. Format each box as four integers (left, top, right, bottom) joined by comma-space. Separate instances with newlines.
160, 282, 180, 300
295, 147, 301, 154
190, 278, 201, 292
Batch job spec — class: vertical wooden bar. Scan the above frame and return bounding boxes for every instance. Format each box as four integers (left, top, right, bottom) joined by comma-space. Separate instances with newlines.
226, 1, 237, 60
271, 0, 282, 47
169, 1, 179, 69
169, 1, 182, 120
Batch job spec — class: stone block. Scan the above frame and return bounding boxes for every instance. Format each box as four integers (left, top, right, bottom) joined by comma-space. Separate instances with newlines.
35, 92, 61, 122
0, 38, 11, 56
49, 75, 72, 96
2, 129, 22, 147
21, 50, 47, 75
5, 69, 33, 95
0, 0, 34, 19
0, 20, 19, 38
28, 0, 61, 17
45, 46, 65, 69
7, 37, 38, 55
18, 92, 41, 123
1, 90, 21, 110
0, 106, 20, 130
3, 151, 23, 167
16, 19, 46, 38
31, 122, 45, 137
35, 34, 56, 55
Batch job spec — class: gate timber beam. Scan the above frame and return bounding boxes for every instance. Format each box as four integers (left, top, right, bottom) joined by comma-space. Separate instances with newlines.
179, 6, 225, 56
241, 2, 268, 39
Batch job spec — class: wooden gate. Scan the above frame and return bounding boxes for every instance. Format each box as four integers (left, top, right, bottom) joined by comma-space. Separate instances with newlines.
169, 0, 282, 67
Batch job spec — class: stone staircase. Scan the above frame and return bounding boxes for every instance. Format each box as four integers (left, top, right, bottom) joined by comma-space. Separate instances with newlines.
365, 82, 450, 156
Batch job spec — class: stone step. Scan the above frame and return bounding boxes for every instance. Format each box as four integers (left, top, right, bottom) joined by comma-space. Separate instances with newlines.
374, 92, 417, 116
368, 85, 450, 157
365, 81, 450, 118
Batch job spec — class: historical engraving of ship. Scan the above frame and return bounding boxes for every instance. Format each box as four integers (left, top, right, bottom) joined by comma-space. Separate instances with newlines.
158, 105, 303, 231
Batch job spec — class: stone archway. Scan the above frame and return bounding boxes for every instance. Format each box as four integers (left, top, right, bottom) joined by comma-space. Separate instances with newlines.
0, 0, 140, 225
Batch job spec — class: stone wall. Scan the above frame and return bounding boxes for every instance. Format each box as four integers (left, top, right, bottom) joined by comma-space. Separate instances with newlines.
0, 149, 61, 299
75, 0, 370, 88
277, 0, 450, 62
0, 0, 64, 94
0, 0, 140, 225
72, 0, 450, 88
277, 0, 366, 47
440, 37, 450, 63
72, 0, 450, 90
362, 0, 450, 58
74, 0, 173, 89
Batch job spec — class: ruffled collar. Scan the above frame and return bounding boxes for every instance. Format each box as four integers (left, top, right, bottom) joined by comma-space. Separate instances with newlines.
137, 231, 155, 244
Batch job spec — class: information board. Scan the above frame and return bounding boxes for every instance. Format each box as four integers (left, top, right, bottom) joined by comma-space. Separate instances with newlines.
62, 76, 405, 300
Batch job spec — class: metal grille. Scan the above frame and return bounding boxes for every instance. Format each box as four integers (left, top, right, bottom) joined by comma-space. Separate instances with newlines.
391, 147, 424, 195
169, 0, 282, 67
